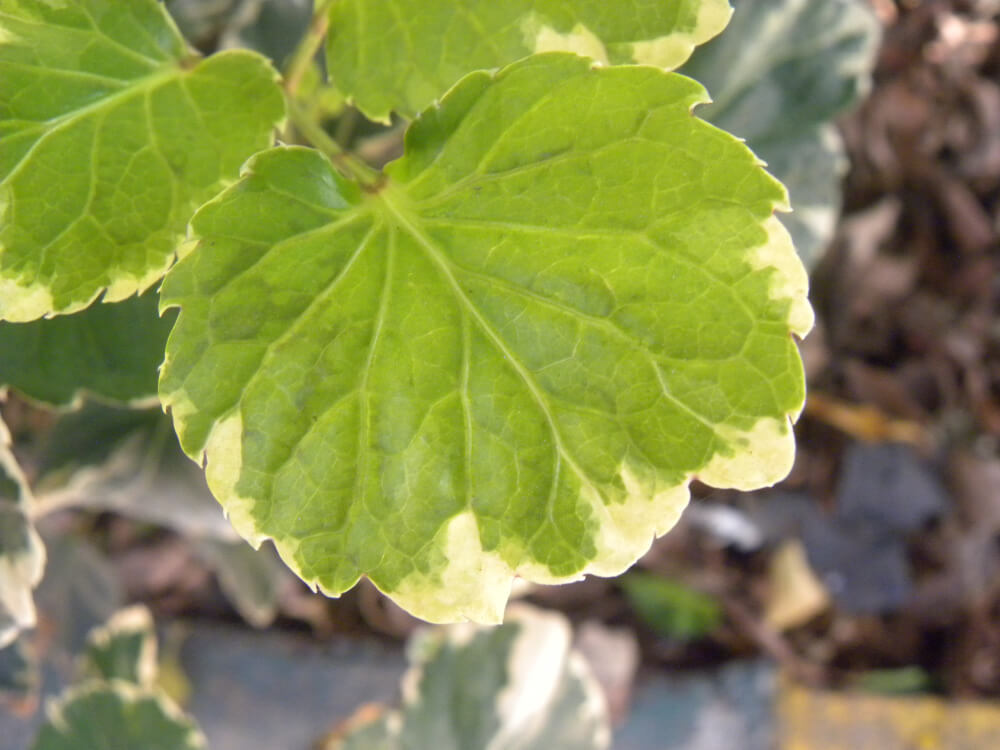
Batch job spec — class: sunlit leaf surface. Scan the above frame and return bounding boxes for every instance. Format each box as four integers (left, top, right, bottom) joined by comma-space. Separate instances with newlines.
327, 0, 732, 120
161, 54, 812, 623
0, 0, 284, 321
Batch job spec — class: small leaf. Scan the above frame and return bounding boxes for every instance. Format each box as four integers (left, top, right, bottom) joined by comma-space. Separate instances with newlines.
327, 0, 733, 121
161, 53, 812, 623
31, 681, 206, 750
680, 0, 880, 268
33, 607, 205, 750
0, 290, 174, 406
332, 607, 610, 750
619, 573, 723, 641
855, 666, 933, 696
80, 605, 157, 688
0, 415, 44, 649
0, 0, 284, 321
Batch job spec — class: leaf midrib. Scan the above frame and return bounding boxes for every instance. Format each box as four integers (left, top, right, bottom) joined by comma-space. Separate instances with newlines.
376, 187, 609, 508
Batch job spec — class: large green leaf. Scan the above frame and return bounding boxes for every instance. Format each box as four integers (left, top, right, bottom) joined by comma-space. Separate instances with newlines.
679, 0, 879, 268
327, 0, 732, 121
334, 607, 610, 750
161, 53, 812, 623
0, 289, 174, 406
0, 415, 43, 648
0, 0, 284, 322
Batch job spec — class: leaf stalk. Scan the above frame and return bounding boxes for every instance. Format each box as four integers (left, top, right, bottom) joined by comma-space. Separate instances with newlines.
283, 0, 336, 97
286, 99, 379, 186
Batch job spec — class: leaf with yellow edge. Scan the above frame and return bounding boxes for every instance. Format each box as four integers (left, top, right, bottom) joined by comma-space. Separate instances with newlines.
326, 0, 732, 121
0, 0, 284, 321
160, 53, 812, 624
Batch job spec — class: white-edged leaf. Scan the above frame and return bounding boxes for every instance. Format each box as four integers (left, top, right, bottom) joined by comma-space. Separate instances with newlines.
32, 681, 206, 750
0, 414, 44, 648
327, 0, 733, 120
161, 53, 812, 623
35, 405, 237, 542
0, 0, 284, 321
80, 605, 157, 688
333, 606, 610, 750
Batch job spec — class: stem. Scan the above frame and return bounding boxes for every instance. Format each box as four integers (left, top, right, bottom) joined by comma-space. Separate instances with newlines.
334, 107, 360, 149
283, 0, 336, 97
281, 1, 380, 187
287, 99, 379, 186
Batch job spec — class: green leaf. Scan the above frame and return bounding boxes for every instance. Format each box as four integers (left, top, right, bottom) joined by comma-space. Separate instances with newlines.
334, 606, 610, 750
80, 605, 157, 688
33, 606, 205, 750
679, 0, 879, 268
31, 681, 207, 750
327, 0, 733, 121
855, 666, 933, 696
161, 53, 812, 623
0, 0, 284, 322
619, 572, 723, 641
0, 415, 43, 648
0, 289, 174, 406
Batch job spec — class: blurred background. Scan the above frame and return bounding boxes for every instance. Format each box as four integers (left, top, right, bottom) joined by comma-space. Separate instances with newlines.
4, 0, 1000, 747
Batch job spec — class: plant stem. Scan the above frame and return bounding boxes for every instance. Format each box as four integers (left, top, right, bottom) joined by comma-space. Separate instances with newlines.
282, 1, 380, 187
283, 0, 336, 97
287, 99, 379, 186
